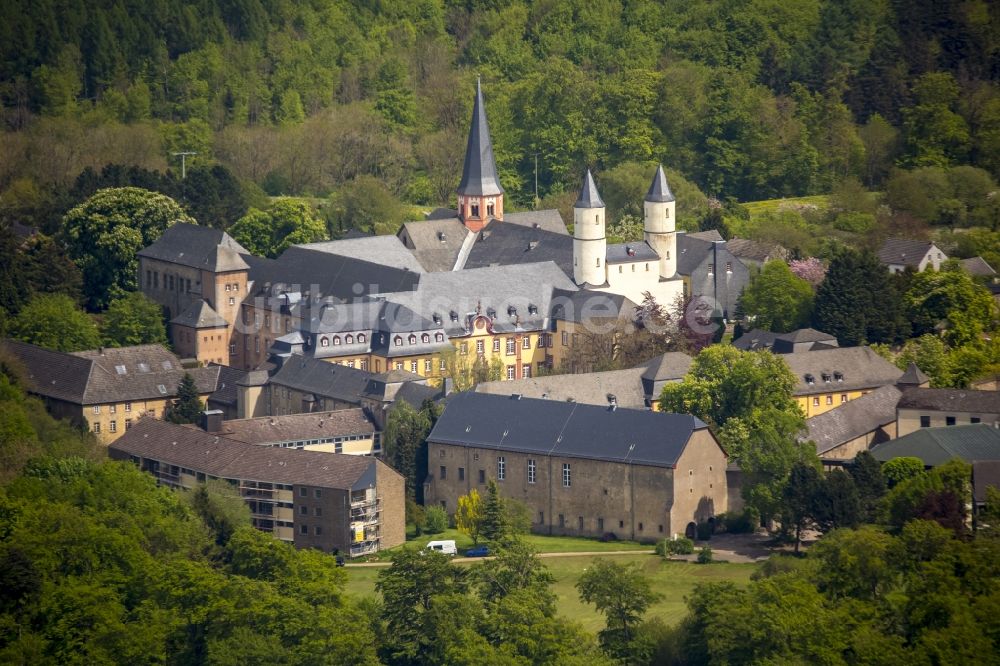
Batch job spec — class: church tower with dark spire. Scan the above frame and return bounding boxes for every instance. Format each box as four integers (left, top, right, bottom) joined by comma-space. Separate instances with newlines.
456, 79, 504, 232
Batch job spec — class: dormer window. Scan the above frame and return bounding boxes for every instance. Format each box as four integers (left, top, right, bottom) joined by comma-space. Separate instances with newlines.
821, 372, 831, 383
834, 371, 844, 382
487, 308, 496, 318
435, 333, 444, 342
508, 305, 516, 317
528, 304, 538, 315
332, 336, 341, 346
358, 333, 366, 343
450, 311, 459, 321
394, 336, 402, 346
345, 334, 353, 344
421, 333, 430, 343
408, 334, 417, 344
320, 337, 329, 347
804, 373, 815, 385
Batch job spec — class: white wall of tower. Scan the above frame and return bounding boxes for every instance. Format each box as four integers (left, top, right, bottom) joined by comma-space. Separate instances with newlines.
643, 199, 677, 279
573, 205, 607, 286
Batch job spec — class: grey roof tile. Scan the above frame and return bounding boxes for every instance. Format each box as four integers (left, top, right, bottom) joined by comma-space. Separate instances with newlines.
897, 387, 1000, 413
877, 238, 941, 267
219, 409, 376, 445
645, 165, 675, 203
804, 385, 901, 455
871, 424, 1000, 466
574, 169, 605, 209
138, 223, 250, 270
725, 238, 787, 264
475, 368, 648, 409
606, 242, 660, 264
269, 354, 381, 405
398, 218, 469, 272
897, 362, 930, 387
462, 220, 575, 277
456, 80, 503, 197
781, 346, 903, 396
171, 300, 229, 328
504, 210, 568, 235
960, 256, 997, 277
296, 236, 426, 273
429, 392, 710, 468
111, 417, 379, 489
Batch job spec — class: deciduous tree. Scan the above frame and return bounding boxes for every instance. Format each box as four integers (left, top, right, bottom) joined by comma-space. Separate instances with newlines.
9, 293, 100, 352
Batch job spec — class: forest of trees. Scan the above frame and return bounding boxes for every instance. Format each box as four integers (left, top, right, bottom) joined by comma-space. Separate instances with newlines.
1, 0, 998, 215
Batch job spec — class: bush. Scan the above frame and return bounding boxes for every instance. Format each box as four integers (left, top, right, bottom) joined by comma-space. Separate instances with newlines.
719, 509, 758, 534
659, 537, 695, 556
697, 546, 713, 564
423, 506, 448, 534
696, 521, 713, 541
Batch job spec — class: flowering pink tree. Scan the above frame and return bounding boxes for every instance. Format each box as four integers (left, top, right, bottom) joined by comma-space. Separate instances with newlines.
789, 257, 826, 287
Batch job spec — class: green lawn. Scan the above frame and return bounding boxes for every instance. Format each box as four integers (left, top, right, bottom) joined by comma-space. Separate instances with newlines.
345, 553, 756, 632
368, 529, 652, 560
741, 194, 831, 218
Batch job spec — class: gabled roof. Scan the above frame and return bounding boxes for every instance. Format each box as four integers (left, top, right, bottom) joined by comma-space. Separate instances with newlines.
676, 233, 716, 275
218, 409, 376, 445
3, 339, 220, 405
111, 418, 381, 489
771, 328, 838, 354
645, 165, 675, 203
897, 362, 930, 387
505, 210, 568, 236
877, 238, 940, 267
804, 385, 901, 456
138, 223, 250, 270
550, 288, 632, 324
960, 256, 997, 277
269, 354, 380, 405
463, 218, 575, 276
456, 79, 503, 197
782, 346, 903, 396
207, 364, 247, 408
725, 238, 787, 264
474, 367, 648, 410
641, 352, 694, 382
296, 235, 426, 273
398, 218, 470, 272
606, 242, 659, 264
897, 387, 1000, 413
429, 392, 710, 468
574, 169, 605, 209
732, 328, 780, 351
871, 424, 1000, 466
171, 300, 229, 329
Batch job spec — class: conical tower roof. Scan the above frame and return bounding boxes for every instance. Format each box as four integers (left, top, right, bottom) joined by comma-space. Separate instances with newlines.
645, 164, 675, 203
574, 169, 605, 208
456, 79, 504, 197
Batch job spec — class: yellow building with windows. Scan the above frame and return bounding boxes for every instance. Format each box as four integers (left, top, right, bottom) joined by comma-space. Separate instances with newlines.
782, 346, 904, 418
3, 340, 222, 445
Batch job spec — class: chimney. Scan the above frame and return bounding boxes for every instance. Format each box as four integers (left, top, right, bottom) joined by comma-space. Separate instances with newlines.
528, 240, 539, 250
607, 393, 617, 411
201, 409, 224, 433
511, 393, 522, 400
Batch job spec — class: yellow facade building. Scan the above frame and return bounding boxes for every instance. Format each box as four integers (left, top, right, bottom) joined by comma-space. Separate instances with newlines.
782, 346, 904, 419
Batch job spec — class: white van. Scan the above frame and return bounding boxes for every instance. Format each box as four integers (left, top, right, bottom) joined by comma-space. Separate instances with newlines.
425, 540, 457, 555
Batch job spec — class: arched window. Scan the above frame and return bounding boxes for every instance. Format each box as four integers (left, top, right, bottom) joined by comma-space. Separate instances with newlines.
435, 333, 444, 342
394, 336, 402, 346
320, 337, 329, 347
408, 334, 417, 344
421, 333, 430, 343
358, 333, 366, 343
332, 336, 341, 345
345, 334, 353, 344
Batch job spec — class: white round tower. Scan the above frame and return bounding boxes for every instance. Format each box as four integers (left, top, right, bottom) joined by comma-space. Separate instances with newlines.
573, 169, 607, 286
643, 164, 677, 279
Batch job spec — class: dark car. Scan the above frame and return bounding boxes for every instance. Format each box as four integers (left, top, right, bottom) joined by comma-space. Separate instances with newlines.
599, 532, 618, 543
464, 544, 490, 557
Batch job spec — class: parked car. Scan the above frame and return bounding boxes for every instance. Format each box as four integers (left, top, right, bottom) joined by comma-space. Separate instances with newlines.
425, 540, 458, 555
464, 544, 490, 557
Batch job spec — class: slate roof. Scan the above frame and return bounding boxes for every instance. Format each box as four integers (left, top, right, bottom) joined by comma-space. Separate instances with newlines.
296, 235, 426, 273
474, 367, 648, 409
781, 346, 903, 396
247, 246, 421, 302
897, 387, 1000, 413
456, 80, 503, 197
398, 218, 470, 272
575, 169, 605, 209
732, 328, 780, 351
960, 256, 997, 277
877, 238, 940, 268
804, 385, 901, 456
685, 230, 724, 242
388, 262, 577, 337
726, 238, 787, 264
550, 288, 632, 324
111, 418, 379, 489
771, 328, 839, 354
269, 354, 380, 405
504, 210, 568, 236
219, 409, 376, 445
897, 362, 930, 387
3, 340, 220, 405
462, 219, 575, 277
171, 300, 229, 329
645, 165, 675, 203
207, 364, 247, 408
641, 352, 694, 382
392, 382, 444, 410
429, 392, 711, 468
676, 233, 718, 275
138, 223, 250, 271
871, 424, 1000, 466
606, 242, 660, 264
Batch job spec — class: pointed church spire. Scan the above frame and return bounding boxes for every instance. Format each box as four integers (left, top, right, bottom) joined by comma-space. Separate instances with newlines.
575, 169, 605, 208
645, 164, 675, 203
456, 78, 503, 197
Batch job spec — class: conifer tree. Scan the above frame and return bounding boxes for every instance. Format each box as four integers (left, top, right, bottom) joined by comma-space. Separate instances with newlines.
166, 373, 202, 424
480, 479, 508, 544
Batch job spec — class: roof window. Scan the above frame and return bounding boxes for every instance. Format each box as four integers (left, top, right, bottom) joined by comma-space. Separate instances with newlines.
115, 365, 127, 375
